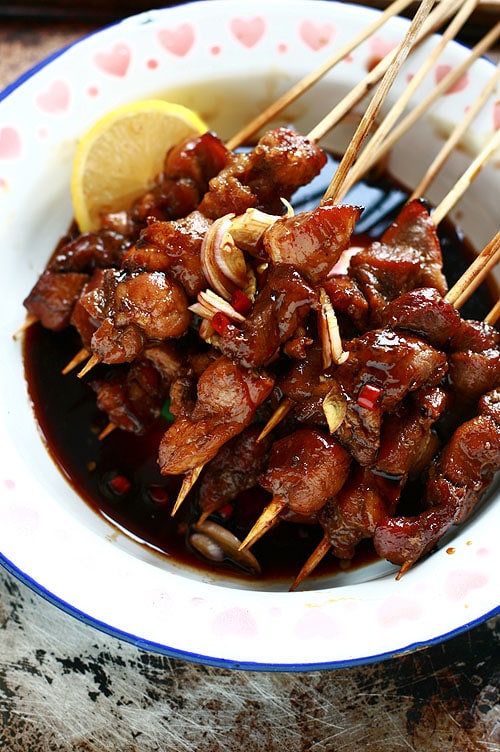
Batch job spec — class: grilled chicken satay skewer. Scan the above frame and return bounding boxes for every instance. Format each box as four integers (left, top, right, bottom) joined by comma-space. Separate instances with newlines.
238, 429, 351, 552
289, 252, 500, 590
249, 97, 500, 557
258, 78, 500, 444
255, 0, 488, 442
254, 0, 452, 442
58, 0, 460, 381
258, 218, 500, 453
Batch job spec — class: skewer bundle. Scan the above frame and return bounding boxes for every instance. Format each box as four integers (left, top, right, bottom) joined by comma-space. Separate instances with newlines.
20, 0, 500, 588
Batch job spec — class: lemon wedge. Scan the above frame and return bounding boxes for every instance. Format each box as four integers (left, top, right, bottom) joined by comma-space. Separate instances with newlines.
71, 99, 208, 233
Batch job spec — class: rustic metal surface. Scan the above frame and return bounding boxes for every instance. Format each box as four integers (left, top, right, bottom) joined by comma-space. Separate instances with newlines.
1, 18, 499, 752
1, 568, 499, 751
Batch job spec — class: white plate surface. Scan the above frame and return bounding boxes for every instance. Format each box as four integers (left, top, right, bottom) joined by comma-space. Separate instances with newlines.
0, 0, 499, 669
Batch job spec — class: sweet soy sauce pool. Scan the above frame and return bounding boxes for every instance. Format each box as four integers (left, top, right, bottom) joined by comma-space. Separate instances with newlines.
23, 154, 496, 584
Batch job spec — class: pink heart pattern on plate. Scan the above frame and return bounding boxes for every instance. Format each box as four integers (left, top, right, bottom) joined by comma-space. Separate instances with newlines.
0, 127, 21, 159
299, 20, 335, 51
434, 65, 469, 95
94, 43, 131, 77
157, 24, 195, 57
365, 35, 398, 71
36, 80, 71, 114
494, 101, 500, 131
230, 17, 266, 48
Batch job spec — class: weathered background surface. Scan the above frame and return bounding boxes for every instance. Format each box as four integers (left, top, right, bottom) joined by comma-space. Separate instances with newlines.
1, 568, 499, 751
1, 16, 500, 752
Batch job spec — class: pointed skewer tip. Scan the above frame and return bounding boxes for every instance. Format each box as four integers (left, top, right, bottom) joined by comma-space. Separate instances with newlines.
62, 347, 91, 375
289, 533, 331, 592
238, 497, 285, 551
98, 422, 117, 441
77, 352, 101, 378
171, 464, 204, 517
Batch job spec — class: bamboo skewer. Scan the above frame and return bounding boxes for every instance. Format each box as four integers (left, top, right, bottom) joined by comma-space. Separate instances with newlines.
12, 313, 38, 340
321, 0, 437, 204
77, 352, 100, 378
225, 0, 417, 151
238, 498, 285, 552
485, 299, 500, 326
328, 0, 480, 202
61, 347, 90, 375
445, 231, 500, 308
431, 128, 500, 226
170, 464, 205, 517
306, 0, 464, 145
290, 534, 331, 592
98, 422, 117, 440
410, 63, 500, 201
335, 20, 500, 198
256, 396, 295, 442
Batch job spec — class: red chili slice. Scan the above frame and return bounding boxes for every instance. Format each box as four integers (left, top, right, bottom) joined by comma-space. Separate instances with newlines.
108, 474, 132, 495
211, 311, 235, 335
357, 383, 383, 410
231, 289, 252, 316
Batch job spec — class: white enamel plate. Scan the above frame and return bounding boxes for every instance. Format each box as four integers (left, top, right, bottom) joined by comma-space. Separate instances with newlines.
0, 0, 498, 669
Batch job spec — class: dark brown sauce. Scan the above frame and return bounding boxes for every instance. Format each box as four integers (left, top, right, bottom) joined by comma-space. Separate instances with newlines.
22, 156, 497, 584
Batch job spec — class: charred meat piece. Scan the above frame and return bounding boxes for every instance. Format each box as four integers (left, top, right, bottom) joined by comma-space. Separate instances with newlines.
168, 349, 220, 420
349, 200, 447, 325
332, 327, 448, 466
263, 201, 362, 285
159, 356, 274, 475
102, 270, 190, 341
199, 127, 327, 219
373, 389, 500, 572
382, 286, 461, 348
47, 229, 131, 273
91, 319, 145, 365
448, 319, 500, 400
198, 426, 273, 521
322, 276, 370, 334
259, 428, 351, 517
215, 264, 315, 369
24, 270, 89, 332
164, 131, 229, 188
376, 386, 448, 478
124, 210, 212, 299
319, 467, 400, 560
277, 344, 331, 427
86, 268, 191, 365
70, 268, 108, 348
128, 132, 230, 226
90, 343, 182, 435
